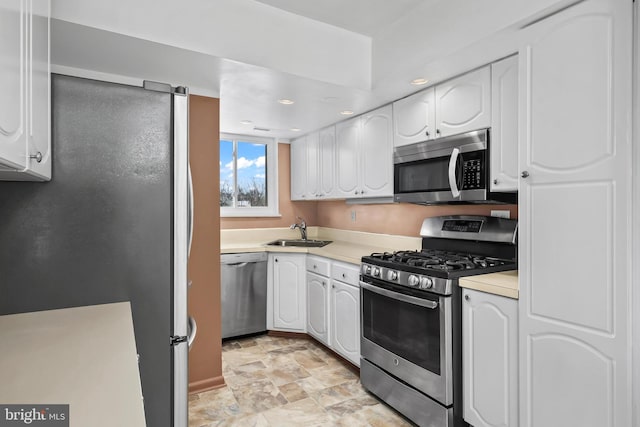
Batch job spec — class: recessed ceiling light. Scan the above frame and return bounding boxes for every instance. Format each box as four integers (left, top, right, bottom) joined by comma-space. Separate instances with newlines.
410, 78, 429, 86
290, 128, 301, 132
240, 120, 253, 125
278, 99, 295, 105
340, 110, 354, 116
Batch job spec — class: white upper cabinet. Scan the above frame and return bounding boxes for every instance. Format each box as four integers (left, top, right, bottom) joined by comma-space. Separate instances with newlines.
392, 87, 436, 147
393, 66, 490, 146
490, 55, 519, 192
291, 126, 336, 200
289, 136, 307, 200
463, 289, 518, 427
0, 0, 28, 170
335, 117, 360, 197
518, 0, 632, 426
318, 126, 335, 198
0, 0, 50, 181
305, 131, 320, 198
360, 105, 393, 197
435, 66, 491, 138
335, 105, 393, 199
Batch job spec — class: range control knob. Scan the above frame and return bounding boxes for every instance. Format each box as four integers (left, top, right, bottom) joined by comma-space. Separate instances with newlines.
419, 277, 434, 290
372, 267, 381, 278
362, 265, 371, 275
387, 270, 398, 281
408, 275, 420, 287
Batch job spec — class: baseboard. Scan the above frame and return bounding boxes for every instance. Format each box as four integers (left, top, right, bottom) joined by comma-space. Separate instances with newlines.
188, 375, 225, 394
267, 330, 310, 339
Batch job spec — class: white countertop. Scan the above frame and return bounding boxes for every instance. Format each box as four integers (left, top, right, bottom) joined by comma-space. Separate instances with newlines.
0, 302, 146, 427
220, 226, 421, 265
459, 270, 519, 299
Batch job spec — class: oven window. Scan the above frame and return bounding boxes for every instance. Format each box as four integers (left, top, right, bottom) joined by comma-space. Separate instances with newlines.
395, 157, 451, 193
362, 287, 441, 375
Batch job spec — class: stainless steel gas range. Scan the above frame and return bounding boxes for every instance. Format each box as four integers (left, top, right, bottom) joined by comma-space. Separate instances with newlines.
359, 215, 518, 427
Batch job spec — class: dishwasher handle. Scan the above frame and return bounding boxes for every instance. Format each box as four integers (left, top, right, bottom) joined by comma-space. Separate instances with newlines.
225, 262, 249, 268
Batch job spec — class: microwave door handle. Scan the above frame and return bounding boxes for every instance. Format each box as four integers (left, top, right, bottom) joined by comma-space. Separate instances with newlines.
448, 147, 460, 198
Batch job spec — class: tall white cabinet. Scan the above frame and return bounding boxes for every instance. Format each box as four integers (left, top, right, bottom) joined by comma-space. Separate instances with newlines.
518, 0, 633, 426
463, 289, 518, 427
0, 0, 50, 181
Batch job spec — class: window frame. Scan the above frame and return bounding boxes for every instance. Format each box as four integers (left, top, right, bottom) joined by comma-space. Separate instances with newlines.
219, 133, 280, 218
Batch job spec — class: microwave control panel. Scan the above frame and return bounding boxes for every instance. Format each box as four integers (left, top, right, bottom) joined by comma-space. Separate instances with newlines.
462, 158, 484, 189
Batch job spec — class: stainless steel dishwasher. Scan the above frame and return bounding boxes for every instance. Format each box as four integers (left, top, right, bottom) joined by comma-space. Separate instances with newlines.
220, 252, 268, 339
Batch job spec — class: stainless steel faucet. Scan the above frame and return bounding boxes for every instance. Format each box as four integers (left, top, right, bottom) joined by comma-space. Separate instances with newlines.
290, 216, 307, 240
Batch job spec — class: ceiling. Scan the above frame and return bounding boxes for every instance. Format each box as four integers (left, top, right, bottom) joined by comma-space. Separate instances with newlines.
253, 0, 427, 36
49, 0, 570, 140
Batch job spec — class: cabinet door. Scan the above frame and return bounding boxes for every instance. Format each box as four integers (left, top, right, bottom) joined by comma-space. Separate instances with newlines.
318, 126, 335, 198
393, 87, 436, 147
435, 67, 491, 138
334, 117, 360, 197
306, 272, 328, 344
305, 131, 320, 198
490, 56, 519, 192
330, 280, 360, 366
289, 136, 307, 200
463, 289, 518, 427
0, 0, 28, 170
518, 1, 632, 426
360, 105, 393, 197
26, 0, 50, 180
272, 255, 306, 331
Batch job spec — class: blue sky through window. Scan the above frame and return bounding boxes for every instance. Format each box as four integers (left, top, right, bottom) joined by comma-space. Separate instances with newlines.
220, 139, 267, 207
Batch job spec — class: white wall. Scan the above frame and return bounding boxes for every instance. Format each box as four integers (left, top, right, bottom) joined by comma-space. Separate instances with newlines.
51, 0, 371, 89
371, 0, 578, 84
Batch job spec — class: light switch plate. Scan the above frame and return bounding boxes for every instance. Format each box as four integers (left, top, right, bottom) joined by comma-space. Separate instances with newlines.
491, 210, 510, 219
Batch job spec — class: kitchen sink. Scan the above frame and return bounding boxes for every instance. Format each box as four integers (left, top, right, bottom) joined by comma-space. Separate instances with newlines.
266, 239, 332, 248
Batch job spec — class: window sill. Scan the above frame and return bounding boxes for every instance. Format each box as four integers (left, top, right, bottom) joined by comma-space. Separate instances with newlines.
221, 210, 282, 218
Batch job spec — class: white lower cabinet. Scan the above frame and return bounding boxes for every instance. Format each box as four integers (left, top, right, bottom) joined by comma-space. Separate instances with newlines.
329, 277, 360, 366
269, 253, 306, 332
462, 288, 518, 427
269, 253, 361, 365
306, 272, 329, 344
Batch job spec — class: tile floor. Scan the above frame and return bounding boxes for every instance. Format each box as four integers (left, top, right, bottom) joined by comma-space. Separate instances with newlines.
188, 334, 414, 426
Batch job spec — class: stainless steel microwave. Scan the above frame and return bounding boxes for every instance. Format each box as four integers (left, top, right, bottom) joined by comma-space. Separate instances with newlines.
393, 129, 517, 205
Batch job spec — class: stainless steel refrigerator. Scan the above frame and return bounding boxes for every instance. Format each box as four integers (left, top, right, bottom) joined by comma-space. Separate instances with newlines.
0, 74, 192, 427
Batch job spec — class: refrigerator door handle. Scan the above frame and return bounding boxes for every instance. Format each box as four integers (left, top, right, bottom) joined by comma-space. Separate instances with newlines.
187, 164, 194, 257
187, 315, 197, 350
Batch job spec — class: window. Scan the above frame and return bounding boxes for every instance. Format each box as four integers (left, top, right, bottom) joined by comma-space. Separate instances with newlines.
220, 134, 279, 217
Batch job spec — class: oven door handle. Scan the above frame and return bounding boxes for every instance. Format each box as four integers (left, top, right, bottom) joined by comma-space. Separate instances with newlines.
360, 281, 439, 309
448, 147, 460, 198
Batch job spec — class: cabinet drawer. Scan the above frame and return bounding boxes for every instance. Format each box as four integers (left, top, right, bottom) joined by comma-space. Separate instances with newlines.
331, 262, 359, 286
306, 256, 330, 276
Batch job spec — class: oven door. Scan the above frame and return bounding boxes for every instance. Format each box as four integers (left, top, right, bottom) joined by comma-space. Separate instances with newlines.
360, 280, 453, 406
